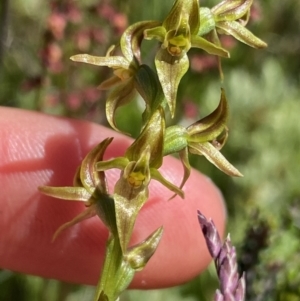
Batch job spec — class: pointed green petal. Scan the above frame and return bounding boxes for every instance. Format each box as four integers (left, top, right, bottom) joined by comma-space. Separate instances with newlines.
217, 21, 267, 48
126, 227, 163, 271
155, 49, 189, 117
70, 54, 130, 69
187, 88, 228, 142
188, 141, 243, 177
96, 157, 129, 172
52, 207, 96, 241
80, 138, 113, 193
105, 80, 136, 133
191, 35, 230, 57
121, 21, 161, 62
39, 186, 91, 201
150, 168, 184, 199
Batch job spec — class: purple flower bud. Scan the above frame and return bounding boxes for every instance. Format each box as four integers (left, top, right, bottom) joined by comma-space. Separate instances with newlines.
197, 210, 222, 258
198, 211, 246, 301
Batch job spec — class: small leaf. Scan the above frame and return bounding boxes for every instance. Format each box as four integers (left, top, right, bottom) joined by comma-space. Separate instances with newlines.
126, 227, 163, 271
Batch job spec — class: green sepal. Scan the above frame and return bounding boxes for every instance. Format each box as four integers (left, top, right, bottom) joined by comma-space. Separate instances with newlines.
163, 0, 200, 35
70, 54, 130, 69
80, 138, 112, 194
121, 20, 161, 63
125, 227, 163, 271
105, 79, 136, 133
189, 141, 243, 177
51, 206, 97, 242
39, 186, 91, 202
155, 48, 189, 117
187, 88, 228, 142
217, 21, 267, 49
191, 35, 230, 57
126, 107, 165, 169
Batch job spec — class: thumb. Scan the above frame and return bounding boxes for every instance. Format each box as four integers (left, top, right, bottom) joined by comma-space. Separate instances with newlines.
0, 107, 226, 289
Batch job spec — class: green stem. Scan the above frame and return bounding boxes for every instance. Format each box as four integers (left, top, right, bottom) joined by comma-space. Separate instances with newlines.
94, 235, 135, 301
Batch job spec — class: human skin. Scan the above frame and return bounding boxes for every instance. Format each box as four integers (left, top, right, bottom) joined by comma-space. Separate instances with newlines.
0, 107, 226, 289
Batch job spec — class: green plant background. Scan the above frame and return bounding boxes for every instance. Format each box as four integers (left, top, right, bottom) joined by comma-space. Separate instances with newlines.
1, 0, 300, 300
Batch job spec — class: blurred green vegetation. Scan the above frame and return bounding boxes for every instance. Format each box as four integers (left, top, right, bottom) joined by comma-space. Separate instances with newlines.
1, 0, 300, 300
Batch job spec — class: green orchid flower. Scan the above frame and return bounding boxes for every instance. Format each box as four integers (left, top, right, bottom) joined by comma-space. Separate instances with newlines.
71, 21, 160, 133
163, 88, 242, 191
199, 0, 267, 49
96, 107, 183, 253
144, 0, 229, 117
198, 0, 267, 79
39, 138, 118, 239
